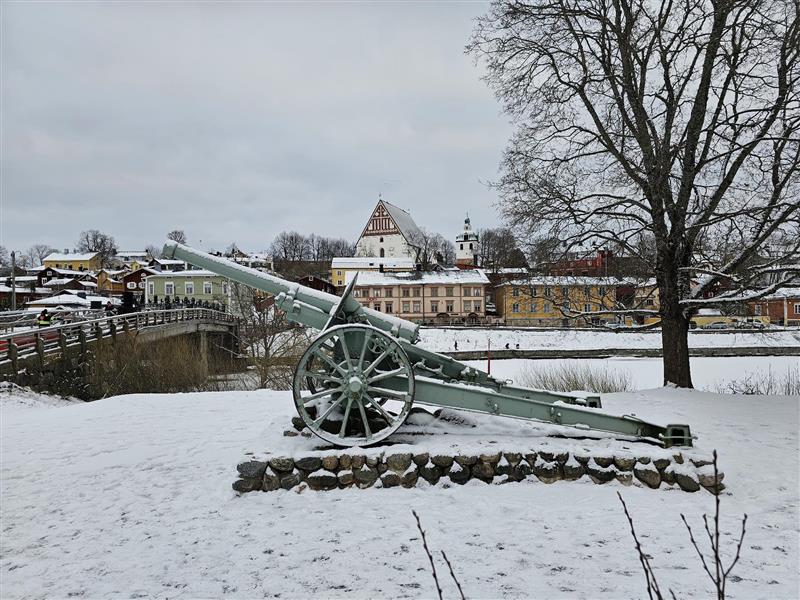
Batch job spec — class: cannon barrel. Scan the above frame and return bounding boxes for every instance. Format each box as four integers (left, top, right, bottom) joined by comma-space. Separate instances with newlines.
161, 241, 420, 342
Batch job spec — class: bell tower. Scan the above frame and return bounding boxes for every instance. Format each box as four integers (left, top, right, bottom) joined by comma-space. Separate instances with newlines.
455, 215, 479, 267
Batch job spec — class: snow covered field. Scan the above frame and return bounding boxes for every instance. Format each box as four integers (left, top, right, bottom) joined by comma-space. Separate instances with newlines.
1, 385, 797, 598
420, 326, 800, 352
465, 356, 800, 391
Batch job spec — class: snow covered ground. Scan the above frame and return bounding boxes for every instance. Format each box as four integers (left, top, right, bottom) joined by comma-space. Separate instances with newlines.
1, 386, 798, 599
465, 356, 800, 391
420, 326, 800, 352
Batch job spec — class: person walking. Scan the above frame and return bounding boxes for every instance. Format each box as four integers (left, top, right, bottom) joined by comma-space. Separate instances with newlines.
36, 309, 52, 327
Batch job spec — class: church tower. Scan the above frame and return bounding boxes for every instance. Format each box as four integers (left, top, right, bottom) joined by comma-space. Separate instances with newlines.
455, 215, 479, 267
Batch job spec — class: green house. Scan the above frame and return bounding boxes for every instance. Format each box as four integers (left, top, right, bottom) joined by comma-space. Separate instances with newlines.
144, 269, 231, 307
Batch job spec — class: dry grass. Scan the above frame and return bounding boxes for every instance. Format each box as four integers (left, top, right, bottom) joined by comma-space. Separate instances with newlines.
517, 361, 633, 393
711, 364, 800, 396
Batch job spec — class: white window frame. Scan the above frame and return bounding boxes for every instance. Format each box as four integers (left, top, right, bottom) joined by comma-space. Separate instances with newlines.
203, 281, 213, 295
164, 281, 174, 296
794, 303, 800, 315
185, 281, 194, 295
148, 282, 154, 297
512, 303, 520, 313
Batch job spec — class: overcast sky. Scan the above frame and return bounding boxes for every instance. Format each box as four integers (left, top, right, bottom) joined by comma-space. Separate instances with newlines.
1, 1, 510, 254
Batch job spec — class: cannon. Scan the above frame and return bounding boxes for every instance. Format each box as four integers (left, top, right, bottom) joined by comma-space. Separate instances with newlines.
162, 242, 693, 448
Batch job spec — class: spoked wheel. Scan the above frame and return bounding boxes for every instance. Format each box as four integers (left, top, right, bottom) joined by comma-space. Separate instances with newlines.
293, 324, 415, 446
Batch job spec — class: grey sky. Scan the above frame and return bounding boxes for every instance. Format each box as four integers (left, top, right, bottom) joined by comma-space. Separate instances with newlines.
1, 1, 510, 254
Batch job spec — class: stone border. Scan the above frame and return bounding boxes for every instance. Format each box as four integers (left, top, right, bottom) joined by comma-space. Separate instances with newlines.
233, 449, 724, 495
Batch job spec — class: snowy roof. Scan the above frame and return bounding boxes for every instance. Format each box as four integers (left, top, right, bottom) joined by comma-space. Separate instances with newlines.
0, 285, 50, 294
26, 292, 119, 307
381, 200, 423, 243
498, 276, 631, 287
151, 258, 186, 266
346, 269, 489, 287
760, 286, 800, 300
44, 268, 96, 278
145, 269, 227, 279
116, 251, 149, 258
332, 256, 416, 269
43, 278, 79, 287
43, 252, 99, 262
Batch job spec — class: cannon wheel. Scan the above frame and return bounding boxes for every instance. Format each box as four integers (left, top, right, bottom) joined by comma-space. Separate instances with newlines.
293, 324, 415, 447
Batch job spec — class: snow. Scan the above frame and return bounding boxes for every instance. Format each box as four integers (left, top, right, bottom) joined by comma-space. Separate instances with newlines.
420, 326, 800, 352
1, 386, 797, 598
346, 268, 490, 286
466, 356, 800, 391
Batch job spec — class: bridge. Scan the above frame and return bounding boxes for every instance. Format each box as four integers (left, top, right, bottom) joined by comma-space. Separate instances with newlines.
0, 309, 239, 387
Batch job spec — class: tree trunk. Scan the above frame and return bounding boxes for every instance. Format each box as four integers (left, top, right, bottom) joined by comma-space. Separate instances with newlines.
661, 312, 693, 388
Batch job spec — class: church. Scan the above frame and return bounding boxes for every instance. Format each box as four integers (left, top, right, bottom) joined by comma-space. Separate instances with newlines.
354, 198, 422, 259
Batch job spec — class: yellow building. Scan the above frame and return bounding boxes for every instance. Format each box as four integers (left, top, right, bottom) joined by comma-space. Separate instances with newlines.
43, 252, 101, 272
96, 269, 127, 296
330, 256, 416, 289
496, 277, 622, 326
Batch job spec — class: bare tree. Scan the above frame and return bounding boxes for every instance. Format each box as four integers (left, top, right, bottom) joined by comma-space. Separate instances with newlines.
0, 246, 10, 269
167, 229, 188, 245
408, 228, 455, 270
24, 244, 56, 267
76, 230, 118, 268
270, 231, 311, 262
145, 244, 162, 260
478, 227, 529, 271
470, 0, 800, 387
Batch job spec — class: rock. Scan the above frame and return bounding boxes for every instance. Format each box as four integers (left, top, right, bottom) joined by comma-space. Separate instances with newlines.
448, 461, 471, 485
515, 459, 533, 478
586, 459, 616, 483
337, 470, 355, 486
673, 453, 684, 464
690, 457, 713, 468
366, 455, 380, 468
454, 455, 478, 467
338, 454, 352, 469
471, 461, 495, 481
431, 455, 454, 470
351, 455, 366, 469
696, 465, 725, 489
295, 456, 322, 472
662, 468, 675, 485
418, 465, 441, 485
615, 471, 633, 486
636, 456, 652, 465
479, 452, 501, 465
495, 455, 512, 476
262, 469, 281, 492
381, 472, 402, 488
269, 457, 295, 472
653, 458, 671, 471
321, 456, 339, 471
354, 465, 378, 487
532, 457, 560, 483
573, 454, 590, 465
306, 469, 338, 491
634, 464, 661, 489
291, 416, 306, 431
412, 453, 430, 467
283, 430, 299, 437
503, 452, 522, 465
377, 462, 388, 474
562, 458, 585, 481
237, 461, 267, 479
524, 452, 538, 465
674, 471, 701, 493
401, 468, 419, 488
386, 453, 413, 473
553, 451, 569, 464
232, 478, 261, 493
279, 470, 301, 490
613, 456, 636, 471
593, 456, 614, 468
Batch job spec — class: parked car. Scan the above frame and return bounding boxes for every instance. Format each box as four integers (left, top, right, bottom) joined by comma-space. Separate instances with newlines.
703, 321, 730, 330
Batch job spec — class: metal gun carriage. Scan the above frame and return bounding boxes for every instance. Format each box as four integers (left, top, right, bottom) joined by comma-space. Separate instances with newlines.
163, 242, 693, 448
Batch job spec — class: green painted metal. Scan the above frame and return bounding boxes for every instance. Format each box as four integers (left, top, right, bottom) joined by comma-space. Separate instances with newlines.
163, 242, 694, 448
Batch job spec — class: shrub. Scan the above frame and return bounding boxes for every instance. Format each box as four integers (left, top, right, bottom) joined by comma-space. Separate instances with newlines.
517, 361, 632, 393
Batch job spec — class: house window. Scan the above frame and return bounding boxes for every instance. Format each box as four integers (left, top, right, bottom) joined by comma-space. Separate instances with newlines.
584, 303, 591, 313
385, 302, 393, 313
512, 303, 520, 313
126, 282, 136, 290
380, 248, 385, 258
431, 301, 439, 313
336, 270, 342, 276
464, 300, 472, 312
584, 286, 591, 297
413, 288, 421, 297
222, 282, 229, 295
379, 237, 384, 242
794, 303, 800, 315
185, 282, 194, 295
354, 289, 360, 298
373, 303, 381, 312
544, 302, 551, 313
445, 287, 454, 297
203, 281, 213, 294
430, 287, 438, 297
561, 286, 569, 298
373, 288, 382, 298
512, 287, 519, 297
446, 301, 454, 312
599, 286, 606, 297
469, 243, 473, 250
402, 288, 410, 297
754, 304, 762, 315
385, 289, 393, 298
474, 301, 481, 312
412, 301, 421, 313
464, 288, 472, 297
148, 282, 154, 297
402, 301, 410, 313
138, 281, 145, 289
165, 282, 174, 296
473, 287, 481, 297
460, 243, 464, 250
544, 286, 551, 297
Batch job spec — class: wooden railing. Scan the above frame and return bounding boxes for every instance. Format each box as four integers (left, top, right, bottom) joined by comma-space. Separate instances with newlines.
0, 308, 236, 372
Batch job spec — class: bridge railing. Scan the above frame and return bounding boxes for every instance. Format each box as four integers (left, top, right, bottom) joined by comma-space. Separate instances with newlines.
0, 308, 236, 368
